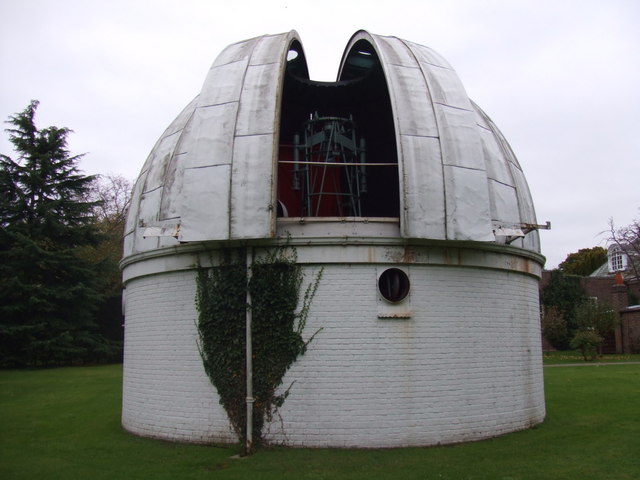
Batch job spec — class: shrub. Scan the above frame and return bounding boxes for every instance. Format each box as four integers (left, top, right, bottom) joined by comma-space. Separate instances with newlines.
570, 330, 602, 361
542, 306, 568, 349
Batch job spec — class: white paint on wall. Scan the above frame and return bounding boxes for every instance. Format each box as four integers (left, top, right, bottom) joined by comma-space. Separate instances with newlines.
122, 259, 544, 447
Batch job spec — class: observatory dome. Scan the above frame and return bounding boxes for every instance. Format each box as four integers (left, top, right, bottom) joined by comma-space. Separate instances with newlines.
123, 30, 540, 256
121, 31, 546, 449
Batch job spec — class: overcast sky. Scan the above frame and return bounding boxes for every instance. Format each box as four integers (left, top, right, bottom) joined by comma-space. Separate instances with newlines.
1, 0, 638, 269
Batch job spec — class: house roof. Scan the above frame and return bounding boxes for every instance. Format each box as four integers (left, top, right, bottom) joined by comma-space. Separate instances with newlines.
589, 262, 611, 277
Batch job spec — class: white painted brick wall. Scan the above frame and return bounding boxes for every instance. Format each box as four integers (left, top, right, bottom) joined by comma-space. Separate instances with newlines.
263, 264, 545, 447
122, 262, 545, 447
122, 270, 237, 443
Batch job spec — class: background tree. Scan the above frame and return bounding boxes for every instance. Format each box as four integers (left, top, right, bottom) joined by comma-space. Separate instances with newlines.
541, 270, 587, 349
0, 101, 119, 367
558, 246, 607, 276
541, 306, 568, 350
83, 174, 132, 348
89, 173, 131, 233
84, 173, 132, 294
607, 212, 640, 279
576, 299, 618, 340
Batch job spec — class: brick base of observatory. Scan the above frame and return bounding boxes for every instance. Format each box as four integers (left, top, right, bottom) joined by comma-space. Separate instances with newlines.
121, 242, 545, 448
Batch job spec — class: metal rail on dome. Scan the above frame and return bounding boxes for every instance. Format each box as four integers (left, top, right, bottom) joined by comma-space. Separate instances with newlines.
291, 113, 367, 217
493, 221, 551, 244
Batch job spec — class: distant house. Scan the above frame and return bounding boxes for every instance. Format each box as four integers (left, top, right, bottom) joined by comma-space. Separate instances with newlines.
586, 245, 639, 300
540, 244, 640, 353
583, 245, 640, 353
590, 244, 637, 279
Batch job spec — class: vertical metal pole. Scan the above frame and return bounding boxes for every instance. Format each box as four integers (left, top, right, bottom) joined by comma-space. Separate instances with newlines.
315, 120, 333, 216
293, 134, 300, 191
245, 247, 254, 455
304, 123, 312, 216
359, 138, 367, 194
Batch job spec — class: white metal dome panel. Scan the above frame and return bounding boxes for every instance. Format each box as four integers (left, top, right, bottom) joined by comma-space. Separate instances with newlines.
489, 181, 521, 224
249, 34, 291, 65
235, 64, 280, 136
182, 164, 231, 240
212, 37, 261, 66
199, 60, 248, 107
443, 165, 492, 241
399, 135, 446, 239
183, 103, 237, 170
434, 106, 485, 171
477, 126, 514, 186
402, 39, 453, 69
383, 65, 439, 137
230, 134, 274, 238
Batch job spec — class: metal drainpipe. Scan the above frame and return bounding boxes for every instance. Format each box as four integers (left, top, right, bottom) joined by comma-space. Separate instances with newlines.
245, 247, 254, 455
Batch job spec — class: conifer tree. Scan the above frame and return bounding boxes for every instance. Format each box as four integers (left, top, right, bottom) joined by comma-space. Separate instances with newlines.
0, 101, 115, 367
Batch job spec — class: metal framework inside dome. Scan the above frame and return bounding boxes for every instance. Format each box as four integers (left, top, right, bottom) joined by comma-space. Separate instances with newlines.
294, 114, 365, 217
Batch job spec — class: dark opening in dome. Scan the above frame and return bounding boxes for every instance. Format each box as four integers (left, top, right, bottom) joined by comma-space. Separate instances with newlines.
277, 40, 399, 218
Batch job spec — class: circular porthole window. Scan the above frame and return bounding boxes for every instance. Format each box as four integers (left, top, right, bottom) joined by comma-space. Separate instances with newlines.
378, 268, 410, 303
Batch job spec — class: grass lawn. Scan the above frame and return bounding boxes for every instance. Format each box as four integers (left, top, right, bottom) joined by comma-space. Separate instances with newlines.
543, 351, 640, 364
1, 363, 639, 479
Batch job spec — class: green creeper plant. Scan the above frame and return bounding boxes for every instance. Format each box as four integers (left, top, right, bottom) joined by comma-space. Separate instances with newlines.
195, 246, 322, 452
196, 249, 247, 438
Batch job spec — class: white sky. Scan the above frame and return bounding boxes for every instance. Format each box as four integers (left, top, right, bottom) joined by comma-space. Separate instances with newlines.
1, 0, 638, 269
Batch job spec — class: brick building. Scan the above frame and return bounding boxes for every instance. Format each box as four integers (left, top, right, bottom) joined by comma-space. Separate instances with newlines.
541, 245, 640, 353
584, 246, 640, 353
121, 31, 547, 447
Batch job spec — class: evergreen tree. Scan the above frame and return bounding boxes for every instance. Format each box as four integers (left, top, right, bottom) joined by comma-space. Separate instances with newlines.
0, 101, 116, 367
541, 270, 587, 349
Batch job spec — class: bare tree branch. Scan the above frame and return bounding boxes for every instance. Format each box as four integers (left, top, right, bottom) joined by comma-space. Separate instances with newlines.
87, 173, 133, 235
608, 210, 640, 279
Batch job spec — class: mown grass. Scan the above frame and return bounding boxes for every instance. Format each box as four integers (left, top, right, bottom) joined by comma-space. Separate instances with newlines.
543, 350, 640, 364
1, 363, 639, 479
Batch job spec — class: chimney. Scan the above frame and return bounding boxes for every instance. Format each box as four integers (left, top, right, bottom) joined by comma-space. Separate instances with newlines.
611, 273, 628, 354
611, 273, 628, 311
